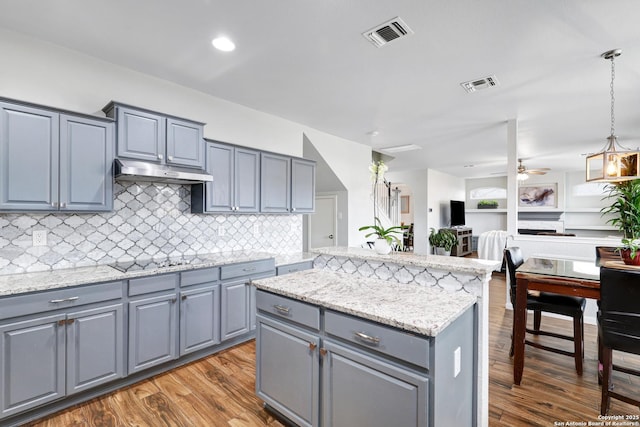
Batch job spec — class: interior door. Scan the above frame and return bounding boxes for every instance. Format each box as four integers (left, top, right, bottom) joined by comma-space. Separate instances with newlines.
309, 196, 337, 248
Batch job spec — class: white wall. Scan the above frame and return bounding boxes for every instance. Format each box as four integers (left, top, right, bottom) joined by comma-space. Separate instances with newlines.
427, 169, 465, 230
0, 28, 373, 247
386, 170, 428, 254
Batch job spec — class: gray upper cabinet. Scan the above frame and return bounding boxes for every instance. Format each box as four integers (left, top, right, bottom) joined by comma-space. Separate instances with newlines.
113, 106, 164, 162
0, 101, 113, 212
59, 115, 114, 211
191, 141, 259, 213
166, 117, 205, 168
104, 103, 205, 169
291, 158, 316, 213
260, 153, 291, 213
261, 153, 316, 214
0, 102, 59, 211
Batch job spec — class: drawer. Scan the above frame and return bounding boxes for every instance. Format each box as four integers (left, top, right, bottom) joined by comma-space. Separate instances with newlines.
181, 267, 219, 287
0, 281, 124, 320
221, 259, 275, 281
256, 290, 320, 331
324, 310, 430, 369
128, 273, 178, 296
276, 261, 313, 276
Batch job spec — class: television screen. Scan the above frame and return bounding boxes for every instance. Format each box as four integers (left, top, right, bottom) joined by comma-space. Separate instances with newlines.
450, 200, 465, 226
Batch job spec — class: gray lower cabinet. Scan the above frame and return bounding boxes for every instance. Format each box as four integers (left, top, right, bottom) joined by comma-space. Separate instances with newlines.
179, 284, 220, 355
256, 314, 320, 427
66, 303, 125, 395
276, 260, 314, 276
220, 259, 276, 340
0, 281, 125, 420
322, 341, 428, 427
0, 313, 66, 418
128, 292, 178, 374
0, 100, 113, 212
221, 280, 251, 340
191, 141, 260, 213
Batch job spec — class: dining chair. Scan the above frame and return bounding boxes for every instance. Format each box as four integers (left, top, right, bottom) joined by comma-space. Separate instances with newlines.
598, 266, 640, 414
504, 247, 587, 374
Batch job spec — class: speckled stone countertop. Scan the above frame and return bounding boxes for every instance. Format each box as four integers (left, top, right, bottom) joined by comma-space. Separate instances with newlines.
311, 247, 499, 275
0, 251, 280, 297
252, 269, 476, 337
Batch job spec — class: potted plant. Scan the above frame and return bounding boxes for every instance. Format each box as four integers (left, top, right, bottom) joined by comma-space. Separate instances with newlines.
477, 200, 499, 209
359, 218, 405, 255
601, 179, 640, 265
429, 228, 458, 256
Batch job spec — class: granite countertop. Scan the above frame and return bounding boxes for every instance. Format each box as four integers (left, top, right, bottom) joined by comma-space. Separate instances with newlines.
0, 251, 285, 297
311, 246, 499, 275
252, 269, 476, 337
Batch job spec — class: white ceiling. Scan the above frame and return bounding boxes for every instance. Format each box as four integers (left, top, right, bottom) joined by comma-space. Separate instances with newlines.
1, 0, 640, 178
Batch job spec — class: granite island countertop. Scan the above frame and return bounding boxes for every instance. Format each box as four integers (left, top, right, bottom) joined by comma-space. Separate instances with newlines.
311, 246, 499, 275
252, 269, 477, 337
0, 251, 285, 297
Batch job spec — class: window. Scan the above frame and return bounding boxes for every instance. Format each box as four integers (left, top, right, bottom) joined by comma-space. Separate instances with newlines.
469, 187, 507, 200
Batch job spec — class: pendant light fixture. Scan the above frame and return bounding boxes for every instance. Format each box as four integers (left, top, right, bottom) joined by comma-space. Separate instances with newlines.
586, 49, 640, 182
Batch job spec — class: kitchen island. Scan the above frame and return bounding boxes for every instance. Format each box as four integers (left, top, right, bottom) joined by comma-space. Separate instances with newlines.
253, 268, 478, 426
309, 247, 499, 427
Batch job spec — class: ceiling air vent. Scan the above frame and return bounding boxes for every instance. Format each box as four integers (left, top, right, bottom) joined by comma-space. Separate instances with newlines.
362, 17, 414, 48
460, 75, 500, 93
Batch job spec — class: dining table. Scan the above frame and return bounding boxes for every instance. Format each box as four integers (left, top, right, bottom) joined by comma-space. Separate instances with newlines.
513, 257, 602, 385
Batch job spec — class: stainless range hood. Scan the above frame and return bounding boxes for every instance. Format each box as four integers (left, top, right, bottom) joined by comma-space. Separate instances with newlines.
114, 159, 213, 184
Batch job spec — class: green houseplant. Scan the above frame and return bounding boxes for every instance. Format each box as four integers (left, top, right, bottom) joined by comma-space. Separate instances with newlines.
429, 228, 458, 256
477, 200, 499, 209
359, 218, 406, 254
601, 179, 640, 264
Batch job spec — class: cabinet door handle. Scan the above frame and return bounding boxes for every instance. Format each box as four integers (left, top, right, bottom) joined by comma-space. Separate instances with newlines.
291, 208, 296, 212
158, 154, 164, 160
66, 318, 75, 325
170, 297, 177, 303
50, 296, 79, 304
354, 331, 381, 345
273, 304, 290, 314
309, 342, 317, 351
181, 295, 187, 301
60, 202, 67, 208
319, 348, 327, 357
57, 319, 66, 326
168, 156, 174, 161
51, 202, 58, 208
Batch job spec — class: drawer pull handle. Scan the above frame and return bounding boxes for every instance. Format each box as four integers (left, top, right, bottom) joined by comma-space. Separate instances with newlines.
289, 268, 298, 273
50, 296, 79, 304
354, 331, 381, 345
243, 267, 257, 272
273, 304, 290, 314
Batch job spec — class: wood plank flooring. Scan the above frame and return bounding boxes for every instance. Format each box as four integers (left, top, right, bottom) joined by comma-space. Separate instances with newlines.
27, 272, 639, 427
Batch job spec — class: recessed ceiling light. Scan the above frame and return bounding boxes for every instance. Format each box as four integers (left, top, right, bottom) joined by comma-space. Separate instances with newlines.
379, 144, 422, 154
211, 37, 235, 52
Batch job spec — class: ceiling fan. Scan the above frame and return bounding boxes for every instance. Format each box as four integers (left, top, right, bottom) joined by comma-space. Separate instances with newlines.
517, 159, 550, 181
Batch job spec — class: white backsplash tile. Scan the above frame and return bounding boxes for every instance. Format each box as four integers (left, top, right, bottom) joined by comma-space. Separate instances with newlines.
0, 182, 302, 275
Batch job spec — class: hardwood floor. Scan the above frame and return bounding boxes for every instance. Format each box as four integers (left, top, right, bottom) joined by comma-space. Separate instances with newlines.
27, 273, 639, 427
